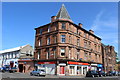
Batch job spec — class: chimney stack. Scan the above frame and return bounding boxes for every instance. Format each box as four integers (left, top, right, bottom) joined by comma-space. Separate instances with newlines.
89, 29, 94, 34
51, 16, 56, 22
78, 23, 83, 27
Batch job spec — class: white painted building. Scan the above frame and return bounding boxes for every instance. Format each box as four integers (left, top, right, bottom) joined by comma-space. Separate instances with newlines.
0, 44, 34, 68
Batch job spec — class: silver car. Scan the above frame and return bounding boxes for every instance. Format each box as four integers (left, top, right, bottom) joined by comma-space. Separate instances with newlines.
30, 69, 46, 76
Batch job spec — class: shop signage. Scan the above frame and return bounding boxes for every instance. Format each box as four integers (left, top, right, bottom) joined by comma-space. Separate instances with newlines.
97, 64, 102, 67
38, 61, 56, 64
91, 64, 97, 66
68, 61, 89, 65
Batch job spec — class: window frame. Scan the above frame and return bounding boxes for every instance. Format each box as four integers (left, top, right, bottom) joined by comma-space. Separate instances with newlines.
60, 48, 65, 57
61, 35, 66, 43
61, 23, 66, 30
40, 29, 42, 35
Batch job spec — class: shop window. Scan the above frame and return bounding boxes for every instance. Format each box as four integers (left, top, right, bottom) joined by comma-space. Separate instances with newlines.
69, 66, 75, 75
77, 66, 82, 74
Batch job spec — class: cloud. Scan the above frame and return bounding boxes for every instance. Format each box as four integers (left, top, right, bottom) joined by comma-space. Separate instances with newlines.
90, 9, 119, 60
91, 10, 118, 31
91, 10, 104, 31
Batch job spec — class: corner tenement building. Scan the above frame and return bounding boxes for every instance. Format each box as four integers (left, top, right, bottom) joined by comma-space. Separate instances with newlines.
34, 4, 103, 76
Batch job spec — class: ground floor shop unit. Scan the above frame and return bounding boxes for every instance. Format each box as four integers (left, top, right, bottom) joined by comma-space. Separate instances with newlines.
35, 60, 93, 76
2, 59, 18, 68
18, 59, 34, 73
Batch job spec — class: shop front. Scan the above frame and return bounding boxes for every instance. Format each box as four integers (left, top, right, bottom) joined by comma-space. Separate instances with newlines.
18, 59, 34, 73
37, 61, 56, 75
90, 63, 98, 71
97, 64, 103, 71
68, 61, 89, 75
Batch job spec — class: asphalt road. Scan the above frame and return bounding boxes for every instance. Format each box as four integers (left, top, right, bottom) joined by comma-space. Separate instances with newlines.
1, 72, 120, 80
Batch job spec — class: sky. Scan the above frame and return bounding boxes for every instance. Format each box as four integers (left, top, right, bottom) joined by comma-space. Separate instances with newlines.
2, 2, 119, 59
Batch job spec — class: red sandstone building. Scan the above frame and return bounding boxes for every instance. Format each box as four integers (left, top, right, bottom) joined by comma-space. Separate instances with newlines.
34, 4, 102, 76
101, 44, 116, 72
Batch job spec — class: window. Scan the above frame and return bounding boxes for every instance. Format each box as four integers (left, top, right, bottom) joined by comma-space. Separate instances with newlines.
84, 52, 87, 60
40, 29, 42, 35
37, 50, 41, 59
98, 45, 100, 52
46, 48, 50, 59
88, 42, 91, 49
88, 34, 89, 39
77, 39, 80, 46
47, 37, 50, 45
48, 25, 50, 32
69, 48, 71, 58
39, 38, 42, 46
69, 36, 72, 44
69, 24, 72, 31
95, 54, 97, 61
84, 33, 86, 37
61, 35, 66, 43
60, 48, 65, 56
84, 41, 87, 48
62, 23, 66, 30
53, 47, 56, 59
54, 36, 57, 43
89, 53, 91, 59
94, 38, 96, 42
77, 28, 79, 34
77, 50, 79, 59
94, 44, 97, 50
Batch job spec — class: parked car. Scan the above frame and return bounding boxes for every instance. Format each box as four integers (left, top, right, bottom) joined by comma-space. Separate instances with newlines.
0, 65, 10, 73
86, 70, 99, 77
9, 67, 17, 73
98, 71, 107, 77
30, 69, 46, 76
106, 71, 114, 76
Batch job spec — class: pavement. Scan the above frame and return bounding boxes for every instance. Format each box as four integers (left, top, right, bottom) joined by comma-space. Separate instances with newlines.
0, 72, 120, 80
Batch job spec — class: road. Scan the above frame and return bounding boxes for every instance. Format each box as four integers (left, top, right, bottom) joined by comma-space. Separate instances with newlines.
0, 72, 120, 80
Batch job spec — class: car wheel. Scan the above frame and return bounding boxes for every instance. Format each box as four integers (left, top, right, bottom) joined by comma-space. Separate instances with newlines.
37, 73, 40, 76
92, 75, 94, 78
97, 75, 100, 77
30, 73, 33, 76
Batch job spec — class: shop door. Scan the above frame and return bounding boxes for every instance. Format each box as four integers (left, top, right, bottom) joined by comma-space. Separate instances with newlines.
19, 64, 23, 72
60, 66, 65, 74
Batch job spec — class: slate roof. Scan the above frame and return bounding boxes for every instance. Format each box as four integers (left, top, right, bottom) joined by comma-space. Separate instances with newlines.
56, 4, 71, 20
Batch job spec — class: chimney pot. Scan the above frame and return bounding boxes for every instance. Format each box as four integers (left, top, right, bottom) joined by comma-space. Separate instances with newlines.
78, 23, 82, 27
89, 29, 94, 34
51, 16, 56, 22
